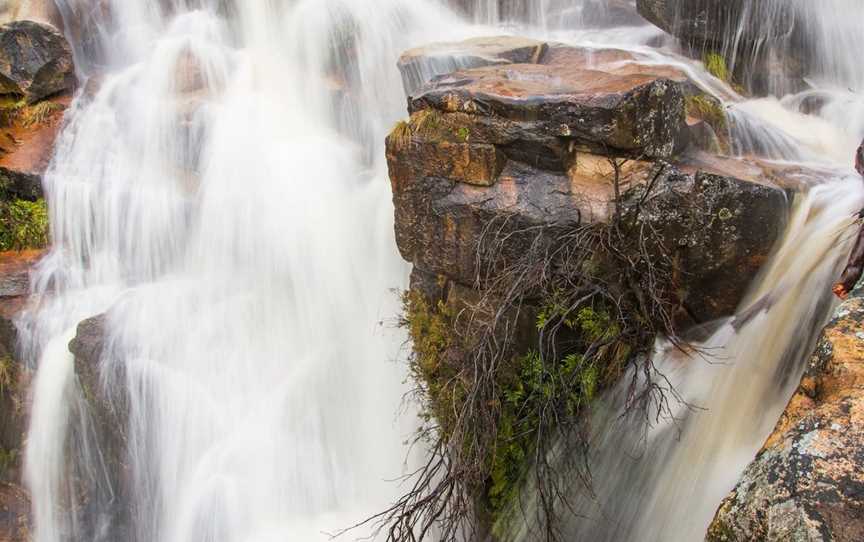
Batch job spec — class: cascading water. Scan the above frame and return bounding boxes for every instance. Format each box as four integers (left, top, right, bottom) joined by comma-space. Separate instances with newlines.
21, 1, 481, 540
18, 1, 864, 541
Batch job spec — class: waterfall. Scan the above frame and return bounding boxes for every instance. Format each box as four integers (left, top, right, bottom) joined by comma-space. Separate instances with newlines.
18, 1, 864, 541
22, 1, 475, 540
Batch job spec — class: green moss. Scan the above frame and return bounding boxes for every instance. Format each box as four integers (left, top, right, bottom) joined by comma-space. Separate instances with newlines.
686, 95, 727, 130
0, 446, 16, 477
388, 109, 477, 151
0, 354, 13, 397
402, 290, 465, 435
0, 198, 49, 251
703, 52, 730, 83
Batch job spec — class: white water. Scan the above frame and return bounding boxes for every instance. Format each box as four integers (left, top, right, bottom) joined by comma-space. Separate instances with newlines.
18, 1, 864, 541
21, 1, 477, 540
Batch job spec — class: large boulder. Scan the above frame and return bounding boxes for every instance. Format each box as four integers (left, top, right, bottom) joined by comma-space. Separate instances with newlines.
0, 20, 74, 104
388, 39, 797, 325
707, 292, 864, 541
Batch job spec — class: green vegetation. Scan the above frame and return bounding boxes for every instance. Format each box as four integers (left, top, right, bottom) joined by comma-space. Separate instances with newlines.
0, 97, 62, 128
0, 446, 16, 478
401, 289, 465, 436
378, 161, 681, 541
0, 198, 49, 251
703, 51, 730, 83
686, 94, 728, 132
388, 109, 477, 151
0, 354, 13, 397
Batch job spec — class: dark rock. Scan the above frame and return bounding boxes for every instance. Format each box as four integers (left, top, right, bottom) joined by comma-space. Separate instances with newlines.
388, 40, 796, 324
636, 0, 805, 95
409, 48, 688, 162
707, 293, 864, 541
0, 21, 74, 104
640, 161, 789, 322
68, 314, 131, 541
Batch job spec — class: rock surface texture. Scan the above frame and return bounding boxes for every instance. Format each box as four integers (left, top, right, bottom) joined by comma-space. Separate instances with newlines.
707, 291, 864, 542
389, 37, 800, 326
0, 20, 74, 104
0, 250, 43, 542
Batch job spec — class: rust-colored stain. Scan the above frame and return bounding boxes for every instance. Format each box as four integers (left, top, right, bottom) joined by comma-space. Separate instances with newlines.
0, 95, 69, 176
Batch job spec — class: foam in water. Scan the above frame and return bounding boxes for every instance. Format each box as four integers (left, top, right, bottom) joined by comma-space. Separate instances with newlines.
23, 1, 474, 540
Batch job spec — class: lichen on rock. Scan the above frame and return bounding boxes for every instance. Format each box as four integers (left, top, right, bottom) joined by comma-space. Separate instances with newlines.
707, 291, 864, 542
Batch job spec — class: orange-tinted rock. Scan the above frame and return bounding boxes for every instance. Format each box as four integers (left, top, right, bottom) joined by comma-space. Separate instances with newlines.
707, 293, 864, 541
0, 94, 68, 199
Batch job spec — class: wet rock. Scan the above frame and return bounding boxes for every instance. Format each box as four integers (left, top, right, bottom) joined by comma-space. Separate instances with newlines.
0, 250, 41, 482
0, 94, 68, 200
398, 36, 548, 96
707, 293, 864, 541
409, 47, 688, 162
0, 20, 74, 104
388, 40, 795, 324
636, 0, 805, 95
68, 314, 131, 541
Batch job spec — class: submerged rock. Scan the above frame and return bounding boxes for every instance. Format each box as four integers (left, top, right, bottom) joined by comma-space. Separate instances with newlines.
0, 20, 74, 104
707, 293, 864, 541
398, 36, 548, 96
636, 0, 805, 95
68, 314, 132, 541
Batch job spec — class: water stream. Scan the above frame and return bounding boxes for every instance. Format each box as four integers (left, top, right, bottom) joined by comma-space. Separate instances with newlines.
18, 1, 864, 541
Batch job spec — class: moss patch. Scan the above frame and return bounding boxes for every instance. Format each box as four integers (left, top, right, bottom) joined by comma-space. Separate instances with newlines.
0, 198, 49, 251
703, 52, 730, 83
388, 109, 479, 151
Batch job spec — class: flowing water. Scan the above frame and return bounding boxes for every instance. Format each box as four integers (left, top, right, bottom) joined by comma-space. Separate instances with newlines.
18, 1, 864, 541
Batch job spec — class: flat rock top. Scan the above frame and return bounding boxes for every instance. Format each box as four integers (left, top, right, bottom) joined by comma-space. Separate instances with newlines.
427, 63, 662, 103
405, 36, 692, 104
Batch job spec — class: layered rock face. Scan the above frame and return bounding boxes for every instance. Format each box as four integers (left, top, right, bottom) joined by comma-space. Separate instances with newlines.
707, 292, 864, 541
390, 37, 794, 326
